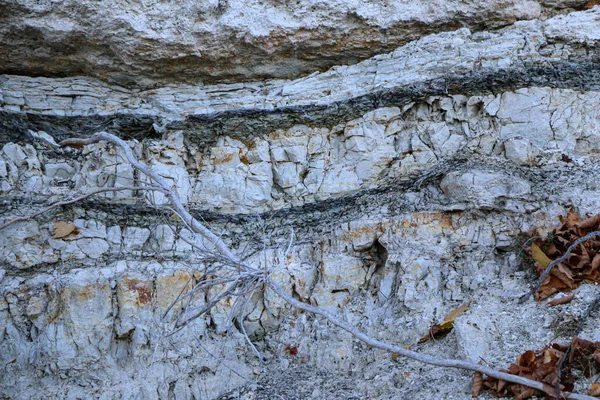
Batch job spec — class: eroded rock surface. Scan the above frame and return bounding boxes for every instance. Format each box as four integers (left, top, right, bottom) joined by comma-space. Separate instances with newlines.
2, 5, 600, 400
1, 0, 587, 86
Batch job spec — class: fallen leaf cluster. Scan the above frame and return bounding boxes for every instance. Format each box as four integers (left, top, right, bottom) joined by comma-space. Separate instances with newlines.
418, 302, 470, 343
473, 336, 600, 399
526, 210, 600, 301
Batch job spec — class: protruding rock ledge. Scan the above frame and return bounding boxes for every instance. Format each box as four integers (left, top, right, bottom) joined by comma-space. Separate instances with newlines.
1, 0, 588, 86
2, 9, 600, 144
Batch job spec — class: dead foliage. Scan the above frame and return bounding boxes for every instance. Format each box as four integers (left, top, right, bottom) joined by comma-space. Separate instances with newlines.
472, 371, 484, 397
525, 210, 600, 301
589, 383, 600, 397
418, 302, 470, 343
476, 337, 600, 399
53, 221, 79, 239
585, 0, 600, 9
548, 293, 575, 307
283, 344, 298, 356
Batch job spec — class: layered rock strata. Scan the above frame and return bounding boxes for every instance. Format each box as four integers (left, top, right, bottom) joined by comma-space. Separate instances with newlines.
0, 0, 588, 86
1, 6, 600, 400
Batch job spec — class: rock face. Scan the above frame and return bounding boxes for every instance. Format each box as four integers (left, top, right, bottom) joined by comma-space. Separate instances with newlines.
0, 0, 589, 86
1, 3, 600, 400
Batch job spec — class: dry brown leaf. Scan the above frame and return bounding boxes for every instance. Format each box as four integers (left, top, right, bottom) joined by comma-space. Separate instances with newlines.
518, 350, 537, 368
589, 383, 600, 397
472, 371, 483, 398
418, 325, 443, 343
542, 349, 554, 364
536, 286, 559, 301
442, 302, 471, 325
577, 213, 600, 230
513, 385, 538, 400
531, 243, 552, 268
496, 379, 507, 393
560, 208, 583, 227
553, 263, 575, 287
592, 253, 600, 270
552, 342, 569, 352
540, 383, 560, 398
535, 260, 577, 301
535, 264, 575, 301
571, 248, 591, 269
283, 344, 298, 356
479, 339, 580, 399
53, 221, 77, 238
548, 293, 574, 306
418, 302, 470, 343
545, 243, 560, 258
595, 350, 600, 364
569, 337, 600, 377
585, 0, 600, 9
62, 143, 85, 149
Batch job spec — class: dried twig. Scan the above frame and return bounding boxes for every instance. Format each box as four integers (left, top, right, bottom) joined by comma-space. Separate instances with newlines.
233, 280, 266, 363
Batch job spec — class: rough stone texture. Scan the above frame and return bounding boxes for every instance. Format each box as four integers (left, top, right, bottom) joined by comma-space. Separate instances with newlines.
2, 9, 600, 125
1, 0, 588, 87
2, 86, 600, 213
2, 4, 600, 400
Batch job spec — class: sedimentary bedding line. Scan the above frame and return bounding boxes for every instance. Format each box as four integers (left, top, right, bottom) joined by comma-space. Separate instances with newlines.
2, 159, 598, 233
2, 62, 600, 146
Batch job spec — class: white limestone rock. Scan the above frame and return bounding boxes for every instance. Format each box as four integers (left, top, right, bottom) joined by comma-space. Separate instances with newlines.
452, 310, 492, 363
398, 253, 443, 312
44, 163, 76, 181
317, 166, 361, 199
107, 226, 122, 246
0, 9, 597, 119
75, 141, 136, 199
0, 221, 52, 269
122, 227, 151, 251
504, 138, 532, 165
246, 139, 271, 163
72, 219, 107, 239
440, 170, 532, 208
311, 254, 367, 310
76, 238, 110, 259
246, 162, 274, 205
342, 220, 380, 252
0, 0, 549, 85
272, 162, 300, 190
2, 6, 600, 400
0, 159, 6, 179
148, 224, 176, 253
